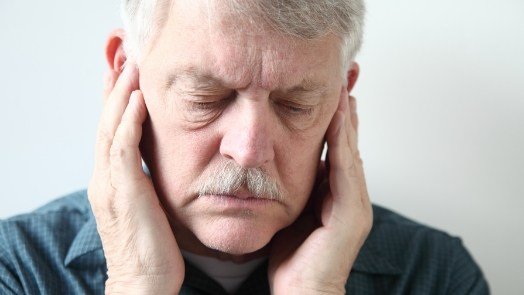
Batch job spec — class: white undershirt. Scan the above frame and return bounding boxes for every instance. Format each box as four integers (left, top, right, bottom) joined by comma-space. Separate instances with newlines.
181, 250, 267, 294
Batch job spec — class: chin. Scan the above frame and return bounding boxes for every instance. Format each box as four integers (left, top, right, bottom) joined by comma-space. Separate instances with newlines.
192, 216, 279, 255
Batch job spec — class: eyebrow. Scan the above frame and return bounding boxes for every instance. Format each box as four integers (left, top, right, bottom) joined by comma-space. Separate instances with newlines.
165, 67, 329, 98
282, 80, 328, 96
165, 68, 227, 92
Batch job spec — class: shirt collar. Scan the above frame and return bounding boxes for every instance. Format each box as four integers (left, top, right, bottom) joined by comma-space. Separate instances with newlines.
352, 236, 402, 275
351, 209, 403, 275
64, 213, 105, 268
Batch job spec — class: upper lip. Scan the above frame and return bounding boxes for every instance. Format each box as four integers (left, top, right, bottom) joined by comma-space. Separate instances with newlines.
202, 187, 282, 204
214, 188, 270, 201
230, 189, 254, 199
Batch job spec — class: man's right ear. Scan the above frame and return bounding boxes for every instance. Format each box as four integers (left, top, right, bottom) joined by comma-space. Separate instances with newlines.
105, 29, 127, 73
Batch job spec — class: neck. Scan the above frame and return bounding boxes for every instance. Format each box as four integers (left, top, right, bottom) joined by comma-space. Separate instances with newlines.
172, 222, 270, 264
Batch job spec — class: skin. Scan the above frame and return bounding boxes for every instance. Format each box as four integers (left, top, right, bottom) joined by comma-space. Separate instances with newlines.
88, 0, 372, 294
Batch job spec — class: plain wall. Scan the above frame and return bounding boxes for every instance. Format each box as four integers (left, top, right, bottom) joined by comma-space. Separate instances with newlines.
1, 0, 523, 294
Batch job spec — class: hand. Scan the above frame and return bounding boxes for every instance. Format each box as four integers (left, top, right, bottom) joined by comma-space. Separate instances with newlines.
268, 94, 373, 295
88, 64, 184, 294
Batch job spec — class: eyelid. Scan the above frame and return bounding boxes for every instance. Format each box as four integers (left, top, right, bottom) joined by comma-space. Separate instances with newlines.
184, 91, 236, 111
183, 91, 232, 100
276, 101, 315, 116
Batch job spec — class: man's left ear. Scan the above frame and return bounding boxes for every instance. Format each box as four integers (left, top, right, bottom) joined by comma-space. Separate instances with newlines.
105, 29, 128, 73
346, 62, 360, 94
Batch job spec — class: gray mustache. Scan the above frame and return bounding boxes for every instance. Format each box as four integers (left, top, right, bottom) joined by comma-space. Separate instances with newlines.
194, 161, 283, 201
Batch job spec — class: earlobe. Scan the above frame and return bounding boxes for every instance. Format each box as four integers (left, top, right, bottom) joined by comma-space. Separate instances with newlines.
346, 62, 360, 94
105, 29, 127, 73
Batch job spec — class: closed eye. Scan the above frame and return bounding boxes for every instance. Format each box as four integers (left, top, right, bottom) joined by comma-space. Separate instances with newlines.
185, 91, 236, 112
188, 100, 227, 111
277, 102, 314, 117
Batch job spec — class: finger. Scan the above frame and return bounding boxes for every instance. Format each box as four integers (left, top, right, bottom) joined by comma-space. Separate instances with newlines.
349, 95, 359, 132
95, 64, 139, 172
348, 96, 360, 155
340, 101, 370, 207
110, 90, 148, 188
103, 70, 119, 104
338, 97, 369, 205
340, 94, 358, 151
336, 91, 359, 161
325, 111, 367, 213
326, 111, 353, 193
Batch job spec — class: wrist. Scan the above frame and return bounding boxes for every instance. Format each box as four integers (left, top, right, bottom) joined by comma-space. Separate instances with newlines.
272, 279, 345, 295
105, 275, 181, 295
274, 288, 344, 295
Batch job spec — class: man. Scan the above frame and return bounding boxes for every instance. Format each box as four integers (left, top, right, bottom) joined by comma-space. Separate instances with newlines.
0, 0, 489, 294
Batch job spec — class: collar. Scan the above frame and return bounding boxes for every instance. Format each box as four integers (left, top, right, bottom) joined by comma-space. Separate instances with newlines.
350, 205, 403, 275
64, 213, 105, 268
351, 235, 402, 275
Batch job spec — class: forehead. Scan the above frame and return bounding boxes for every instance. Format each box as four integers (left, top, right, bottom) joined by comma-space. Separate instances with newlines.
145, 0, 343, 91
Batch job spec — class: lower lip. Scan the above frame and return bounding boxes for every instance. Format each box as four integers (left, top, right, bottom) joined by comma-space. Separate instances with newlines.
202, 194, 276, 210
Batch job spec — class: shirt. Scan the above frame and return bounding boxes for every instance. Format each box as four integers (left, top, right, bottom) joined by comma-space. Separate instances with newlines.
0, 190, 490, 294
181, 250, 267, 293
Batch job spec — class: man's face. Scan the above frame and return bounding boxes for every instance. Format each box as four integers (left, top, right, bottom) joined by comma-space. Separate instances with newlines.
138, 0, 345, 255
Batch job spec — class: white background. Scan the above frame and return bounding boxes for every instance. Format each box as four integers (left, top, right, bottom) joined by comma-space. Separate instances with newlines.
1, 0, 523, 294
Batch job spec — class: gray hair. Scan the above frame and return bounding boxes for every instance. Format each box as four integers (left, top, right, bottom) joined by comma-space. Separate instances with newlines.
121, 0, 365, 76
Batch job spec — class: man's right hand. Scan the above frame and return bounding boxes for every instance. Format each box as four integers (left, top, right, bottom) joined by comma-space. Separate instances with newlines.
88, 64, 184, 294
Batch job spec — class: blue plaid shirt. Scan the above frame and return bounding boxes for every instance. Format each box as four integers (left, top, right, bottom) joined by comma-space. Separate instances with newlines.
0, 190, 489, 294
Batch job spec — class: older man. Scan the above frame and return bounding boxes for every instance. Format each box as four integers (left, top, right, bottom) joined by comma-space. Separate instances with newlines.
0, 0, 488, 294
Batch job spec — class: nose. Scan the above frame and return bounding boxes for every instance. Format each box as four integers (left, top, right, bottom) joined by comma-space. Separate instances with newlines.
220, 101, 275, 168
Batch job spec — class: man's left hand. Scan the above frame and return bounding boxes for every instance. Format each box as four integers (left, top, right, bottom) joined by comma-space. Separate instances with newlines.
268, 94, 373, 295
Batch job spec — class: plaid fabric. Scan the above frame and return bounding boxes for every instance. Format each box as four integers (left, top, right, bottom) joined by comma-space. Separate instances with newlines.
0, 190, 489, 294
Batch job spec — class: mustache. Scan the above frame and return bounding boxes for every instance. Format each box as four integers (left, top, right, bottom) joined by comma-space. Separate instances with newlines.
193, 161, 283, 201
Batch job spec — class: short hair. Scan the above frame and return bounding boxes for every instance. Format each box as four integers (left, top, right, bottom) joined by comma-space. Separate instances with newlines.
121, 0, 365, 76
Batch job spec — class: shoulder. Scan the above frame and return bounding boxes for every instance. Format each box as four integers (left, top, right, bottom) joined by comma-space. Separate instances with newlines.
0, 190, 106, 294
0, 190, 91, 253
370, 204, 457, 253
370, 205, 475, 265
346, 204, 490, 294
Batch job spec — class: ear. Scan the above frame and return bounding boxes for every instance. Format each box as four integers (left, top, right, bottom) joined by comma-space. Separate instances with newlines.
105, 29, 127, 73
346, 62, 360, 94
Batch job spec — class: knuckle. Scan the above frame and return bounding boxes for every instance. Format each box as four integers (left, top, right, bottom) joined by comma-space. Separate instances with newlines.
87, 177, 117, 217
354, 155, 364, 168
96, 127, 114, 146
109, 141, 130, 161
347, 158, 358, 177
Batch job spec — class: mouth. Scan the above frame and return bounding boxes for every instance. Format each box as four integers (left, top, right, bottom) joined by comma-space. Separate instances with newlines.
199, 193, 278, 211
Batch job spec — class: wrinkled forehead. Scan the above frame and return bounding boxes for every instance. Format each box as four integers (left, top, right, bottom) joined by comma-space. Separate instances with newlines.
172, 0, 295, 36
146, 0, 343, 91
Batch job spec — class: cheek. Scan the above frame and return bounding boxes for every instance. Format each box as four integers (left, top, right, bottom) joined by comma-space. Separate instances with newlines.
141, 93, 222, 206
275, 127, 326, 215
276, 99, 336, 210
